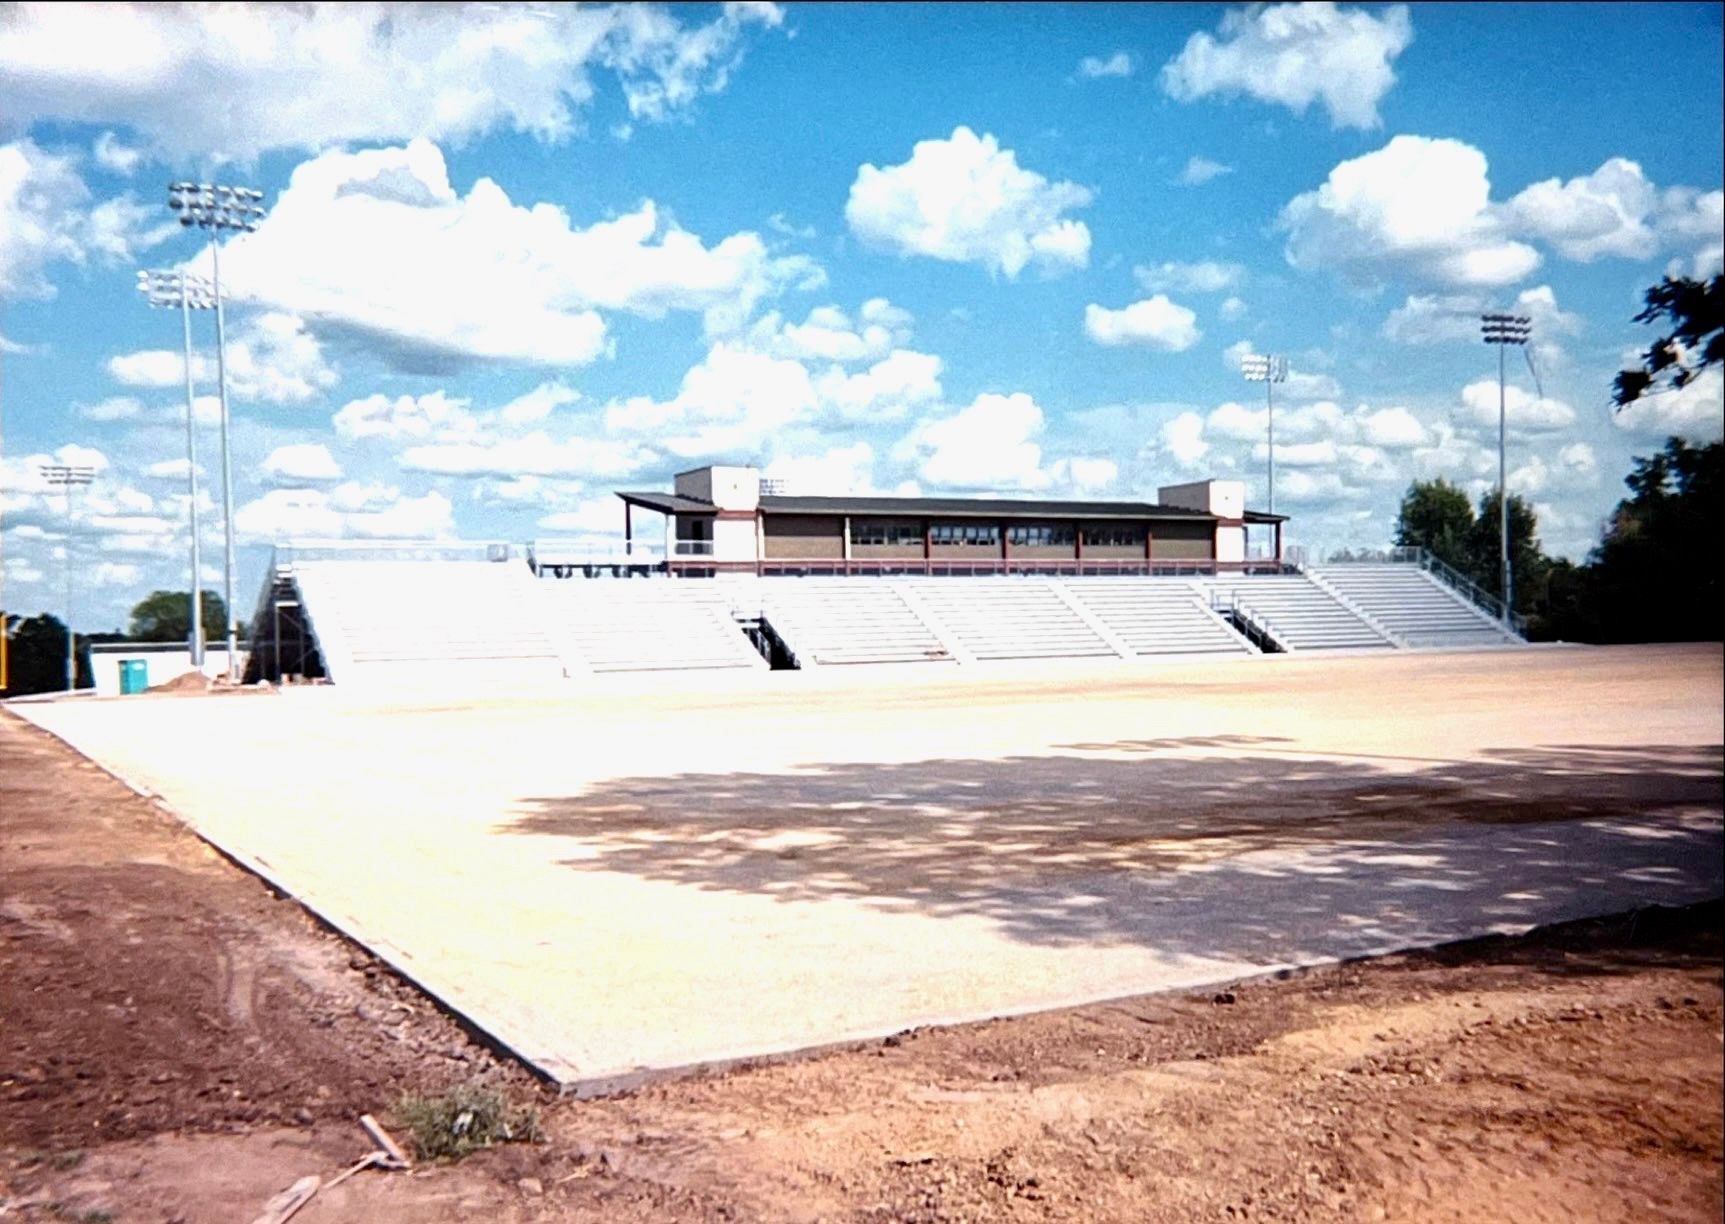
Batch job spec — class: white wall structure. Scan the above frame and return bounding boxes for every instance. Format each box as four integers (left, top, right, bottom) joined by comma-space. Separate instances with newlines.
712, 516, 759, 563
88, 643, 246, 696
1158, 479, 1245, 519
674, 464, 761, 511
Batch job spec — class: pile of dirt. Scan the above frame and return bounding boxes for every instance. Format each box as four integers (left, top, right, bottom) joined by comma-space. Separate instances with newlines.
146, 669, 213, 694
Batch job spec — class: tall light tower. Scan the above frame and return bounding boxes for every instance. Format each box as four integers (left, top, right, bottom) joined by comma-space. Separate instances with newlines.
137, 268, 216, 667
1241, 352, 1288, 515
38, 463, 95, 692
1480, 312, 1532, 626
168, 182, 266, 678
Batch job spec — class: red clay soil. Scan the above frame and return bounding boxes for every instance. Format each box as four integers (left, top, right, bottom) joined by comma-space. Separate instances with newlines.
1, 710, 1720, 1223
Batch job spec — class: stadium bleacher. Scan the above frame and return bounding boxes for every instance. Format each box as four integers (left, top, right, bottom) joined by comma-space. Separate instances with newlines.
538, 580, 767, 672
1204, 573, 1395, 652
1310, 563, 1523, 648
253, 546, 1531, 689
906, 579, 1119, 661
291, 559, 567, 687
1060, 578, 1256, 658
757, 580, 956, 666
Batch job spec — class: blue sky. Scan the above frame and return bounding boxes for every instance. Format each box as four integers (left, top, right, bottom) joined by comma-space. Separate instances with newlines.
2, 2, 1721, 630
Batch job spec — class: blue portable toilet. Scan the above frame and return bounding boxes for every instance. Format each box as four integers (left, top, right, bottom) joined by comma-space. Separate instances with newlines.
119, 659, 150, 695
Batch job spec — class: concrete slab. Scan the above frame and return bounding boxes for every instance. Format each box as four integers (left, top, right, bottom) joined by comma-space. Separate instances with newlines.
14, 643, 1722, 1091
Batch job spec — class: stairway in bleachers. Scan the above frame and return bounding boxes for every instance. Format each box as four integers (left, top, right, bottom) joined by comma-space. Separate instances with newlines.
759, 580, 954, 665
1204, 574, 1394, 652
538, 580, 767, 672
1061, 578, 1255, 657
291, 560, 568, 687
1311, 564, 1523, 648
904, 579, 1118, 660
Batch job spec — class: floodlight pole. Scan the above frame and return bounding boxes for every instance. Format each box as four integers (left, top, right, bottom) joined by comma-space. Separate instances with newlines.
39, 464, 95, 692
1498, 338, 1507, 618
1241, 353, 1289, 517
139, 268, 214, 667
180, 275, 203, 666
169, 182, 267, 680
210, 236, 237, 674
1480, 313, 1532, 628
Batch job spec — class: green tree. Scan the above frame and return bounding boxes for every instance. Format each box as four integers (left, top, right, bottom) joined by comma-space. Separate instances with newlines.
1466, 490, 1548, 615
1, 612, 91, 695
1393, 479, 1476, 575
1612, 274, 1723, 407
127, 589, 226, 644
1586, 438, 1721, 642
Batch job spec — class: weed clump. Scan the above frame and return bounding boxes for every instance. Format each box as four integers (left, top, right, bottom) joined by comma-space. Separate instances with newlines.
395, 1084, 542, 1161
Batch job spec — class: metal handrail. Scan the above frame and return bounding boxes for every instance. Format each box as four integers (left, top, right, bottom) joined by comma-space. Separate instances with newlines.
665, 557, 1297, 578
1236, 597, 1286, 652
275, 539, 511, 563
1213, 592, 1284, 652
1309, 544, 1525, 636
1407, 548, 1527, 635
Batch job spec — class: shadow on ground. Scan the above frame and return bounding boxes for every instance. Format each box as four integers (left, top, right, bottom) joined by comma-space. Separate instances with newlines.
505, 740, 1724, 954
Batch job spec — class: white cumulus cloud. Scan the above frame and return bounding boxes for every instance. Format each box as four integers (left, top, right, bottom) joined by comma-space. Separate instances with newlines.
1458, 380, 1578, 434
1134, 260, 1244, 293
895, 392, 1052, 491
235, 485, 455, 544
1280, 135, 1540, 288
1160, 411, 1210, 468
1176, 156, 1233, 186
261, 442, 343, 484
0, 3, 784, 162
1161, 2, 1413, 130
1078, 51, 1134, 79
1508, 158, 1661, 262
1611, 366, 1724, 443
198, 140, 817, 373
845, 127, 1094, 279
107, 311, 337, 404
763, 443, 879, 495
333, 390, 478, 443
1, 138, 171, 301
1084, 296, 1201, 351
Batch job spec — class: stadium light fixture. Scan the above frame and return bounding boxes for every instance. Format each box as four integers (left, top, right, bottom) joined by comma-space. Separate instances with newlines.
137, 269, 216, 667
167, 182, 268, 677
38, 463, 96, 692
1481, 312, 1532, 627
1240, 352, 1289, 516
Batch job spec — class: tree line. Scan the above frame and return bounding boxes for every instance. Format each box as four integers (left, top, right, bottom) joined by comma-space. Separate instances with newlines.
1394, 272, 1720, 644
1393, 437, 1719, 642
2, 590, 227, 697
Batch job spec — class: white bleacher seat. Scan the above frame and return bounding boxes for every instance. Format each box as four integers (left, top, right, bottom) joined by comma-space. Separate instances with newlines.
1204, 574, 1394, 651
1311, 564, 1523, 648
902, 578, 1118, 660
291, 559, 567, 687
1059, 578, 1255, 656
760, 580, 954, 665
538, 580, 767, 672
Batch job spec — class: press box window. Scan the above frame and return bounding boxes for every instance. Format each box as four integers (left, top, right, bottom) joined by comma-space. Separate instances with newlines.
1085, 524, 1146, 547
852, 520, 922, 547
930, 524, 999, 546
1007, 524, 1075, 547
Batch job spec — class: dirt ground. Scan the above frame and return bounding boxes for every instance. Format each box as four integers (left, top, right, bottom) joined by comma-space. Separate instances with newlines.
2, 709, 1721, 1223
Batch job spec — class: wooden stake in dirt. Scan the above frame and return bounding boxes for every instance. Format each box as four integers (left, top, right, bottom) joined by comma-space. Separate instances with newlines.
359, 1112, 412, 1168
249, 1174, 320, 1224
